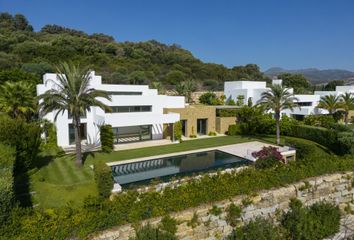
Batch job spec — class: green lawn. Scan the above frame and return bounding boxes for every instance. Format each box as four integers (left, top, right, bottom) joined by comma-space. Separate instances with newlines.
31, 135, 259, 208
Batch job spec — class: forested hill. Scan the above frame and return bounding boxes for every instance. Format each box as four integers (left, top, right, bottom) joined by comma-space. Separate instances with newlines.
0, 13, 269, 89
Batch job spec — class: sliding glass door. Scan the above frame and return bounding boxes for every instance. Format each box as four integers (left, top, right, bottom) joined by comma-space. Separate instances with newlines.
197, 119, 207, 135
112, 125, 152, 144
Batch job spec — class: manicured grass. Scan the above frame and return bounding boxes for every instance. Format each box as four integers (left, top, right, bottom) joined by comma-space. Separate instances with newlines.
84, 135, 256, 164
31, 155, 95, 208
31, 135, 255, 208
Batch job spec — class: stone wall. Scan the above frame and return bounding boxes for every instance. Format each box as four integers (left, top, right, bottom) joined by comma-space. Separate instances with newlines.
216, 117, 235, 134
191, 91, 224, 104
165, 105, 216, 136
93, 172, 354, 240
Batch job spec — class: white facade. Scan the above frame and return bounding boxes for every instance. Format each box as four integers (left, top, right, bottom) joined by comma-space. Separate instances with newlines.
37, 71, 185, 147
314, 85, 354, 97
224, 79, 328, 117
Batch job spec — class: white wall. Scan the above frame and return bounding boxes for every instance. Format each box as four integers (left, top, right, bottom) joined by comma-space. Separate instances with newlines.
37, 72, 185, 147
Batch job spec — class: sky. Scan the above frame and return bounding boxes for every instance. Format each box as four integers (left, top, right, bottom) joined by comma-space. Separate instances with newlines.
1, 0, 354, 71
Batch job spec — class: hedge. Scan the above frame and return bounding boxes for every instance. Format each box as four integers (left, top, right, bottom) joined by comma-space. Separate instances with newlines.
287, 124, 353, 155
0, 115, 41, 171
228, 124, 240, 136
93, 160, 114, 199
216, 109, 238, 117
1, 137, 354, 239
0, 144, 15, 225
100, 125, 114, 153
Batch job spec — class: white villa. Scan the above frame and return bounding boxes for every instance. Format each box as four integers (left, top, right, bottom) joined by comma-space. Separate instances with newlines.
224, 79, 328, 120
37, 71, 185, 148
37, 71, 353, 148
315, 85, 354, 97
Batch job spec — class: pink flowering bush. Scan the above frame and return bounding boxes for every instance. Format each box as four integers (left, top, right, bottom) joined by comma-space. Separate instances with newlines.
252, 146, 284, 169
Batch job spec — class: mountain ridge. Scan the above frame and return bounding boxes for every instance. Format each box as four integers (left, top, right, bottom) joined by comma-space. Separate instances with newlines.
264, 67, 354, 84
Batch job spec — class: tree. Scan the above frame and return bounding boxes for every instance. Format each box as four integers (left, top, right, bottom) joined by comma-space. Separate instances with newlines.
277, 73, 311, 94
0, 81, 35, 120
164, 70, 186, 85
151, 81, 165, 94
231, 64, 270, 82
258, 85, 298, 145
199, 92, 221, 105
175, 80, 196, 103
318, 95, 340, 115
128, 71, 149, 84
339, 92, 354, 125
324, 80, 344, 91
38, 62, 111, 166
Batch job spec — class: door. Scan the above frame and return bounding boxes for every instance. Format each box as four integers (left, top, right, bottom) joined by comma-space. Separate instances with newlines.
181, 120, 187, 137
197, 119, 207, 135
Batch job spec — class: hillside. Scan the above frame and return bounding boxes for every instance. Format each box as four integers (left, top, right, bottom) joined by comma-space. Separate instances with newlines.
0, 13, 268, 90
264, 67, 354, 84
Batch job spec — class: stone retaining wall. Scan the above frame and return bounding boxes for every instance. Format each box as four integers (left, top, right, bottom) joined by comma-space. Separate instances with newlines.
94, 172, 354, 240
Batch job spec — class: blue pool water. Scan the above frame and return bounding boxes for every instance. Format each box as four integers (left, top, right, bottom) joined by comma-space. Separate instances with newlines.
111, 150, 251, 186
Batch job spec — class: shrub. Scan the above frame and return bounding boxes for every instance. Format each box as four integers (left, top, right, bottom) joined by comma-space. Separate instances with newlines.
337, 132, 354, 155
0, 115, 41, 171
208, 205, 222, 216
159, 215, 177, 235
304, 115, 335, 128
187, 212, 199, 228
0, 144, 15, 225
216, 109, 237, 117
100, 124, 114, 152
93, 160, 113, 199
208, 131, 217, 136
227, 98, 236, 106
131, 224, 177, 240
227, 124, 240, 136
173, 121, 182, 142
40, 120, 63, 155
252, 146, 284, 169
235, 106, 275, 135
226, 203, 242, 227
281, 199, 340, 240
231, 217, 285, 240
199, 92, 222, 105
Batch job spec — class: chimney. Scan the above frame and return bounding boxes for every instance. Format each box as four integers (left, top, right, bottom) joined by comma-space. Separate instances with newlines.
272, 79, 282, 86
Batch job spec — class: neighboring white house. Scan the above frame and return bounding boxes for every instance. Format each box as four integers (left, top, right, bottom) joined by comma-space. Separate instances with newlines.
37, 71, 185, 148
224, 79, 328, 119
314, 85, 354, 97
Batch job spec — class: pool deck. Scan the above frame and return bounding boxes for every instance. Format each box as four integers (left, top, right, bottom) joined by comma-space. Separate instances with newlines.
106, 141, 286, 166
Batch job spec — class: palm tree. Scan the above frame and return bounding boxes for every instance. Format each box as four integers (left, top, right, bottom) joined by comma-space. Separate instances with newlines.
176, 80, 196, 103
0, 81, 35, 120
38, 63, 112, 166
318, 95, 340, 115
258, 84, 298, 145
151, 81, 165, 94
339, 92, 354, 125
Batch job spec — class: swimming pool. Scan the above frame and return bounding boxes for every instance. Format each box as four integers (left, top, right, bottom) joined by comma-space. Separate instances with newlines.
111, 150, 251, 186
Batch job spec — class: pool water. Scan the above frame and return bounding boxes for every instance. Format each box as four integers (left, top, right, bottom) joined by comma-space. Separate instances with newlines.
111, 150, 251, 186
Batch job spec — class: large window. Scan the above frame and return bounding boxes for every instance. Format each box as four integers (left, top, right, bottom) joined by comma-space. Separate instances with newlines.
69, 123, 87, 145
107, 91, 142, 95
108, 105, 152, 113
112, 125, 152, 143
297, 102, 313, 107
